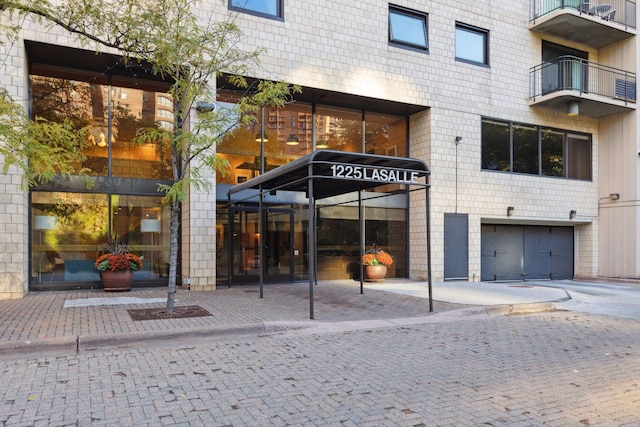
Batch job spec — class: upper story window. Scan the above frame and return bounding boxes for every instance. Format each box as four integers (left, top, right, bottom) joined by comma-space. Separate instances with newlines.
455, 23, 489, 66
481, 118, 592, 180
229, 0, 283, 19
389, 5, 428, 52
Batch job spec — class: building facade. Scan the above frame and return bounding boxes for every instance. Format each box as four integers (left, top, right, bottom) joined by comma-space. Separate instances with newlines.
0, 0, 638, 299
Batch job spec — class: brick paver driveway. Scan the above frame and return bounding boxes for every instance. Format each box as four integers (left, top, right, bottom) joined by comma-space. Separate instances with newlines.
1, 309, 639, 426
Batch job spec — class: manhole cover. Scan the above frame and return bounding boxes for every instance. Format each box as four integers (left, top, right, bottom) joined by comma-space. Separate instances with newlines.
508, 285, 533, 288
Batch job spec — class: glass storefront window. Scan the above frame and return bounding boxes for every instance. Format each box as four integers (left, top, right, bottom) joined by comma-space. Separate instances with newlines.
216, 90, 411, 283
315, 106, 362, 153
30, 75, 173, 180
364, 112, 407, 157
216, 94, 314, 184
31, 192, 169, 285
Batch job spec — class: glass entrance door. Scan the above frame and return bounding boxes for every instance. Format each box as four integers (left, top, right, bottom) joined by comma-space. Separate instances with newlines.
264, 208, 293, 282
230, 207, 293, 284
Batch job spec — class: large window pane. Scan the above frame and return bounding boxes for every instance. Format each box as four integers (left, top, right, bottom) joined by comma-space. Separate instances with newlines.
112, 194, 170, 280
567, 133, 591, 180
513, 123, 539, 174
30, 75, 173, 180
216, 91, 314, 184
264, 103, 313, 159
31, 76, 97, 175
482, 119, 511, 171
541, 129, 565, 177
31, 192, 169, 284
32, 192, 107, 283
364, 112, 406, 157
314, 206, 407, 280
316, 106, 362, 153
111, 88, 173, 179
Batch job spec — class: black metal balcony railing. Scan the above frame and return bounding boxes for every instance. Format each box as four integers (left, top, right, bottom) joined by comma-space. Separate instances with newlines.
530, 56, 636, 102
530, 0, 637, 29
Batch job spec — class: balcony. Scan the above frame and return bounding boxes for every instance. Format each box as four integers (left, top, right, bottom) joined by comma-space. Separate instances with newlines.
530, 56, 636, 117
529, 0, 636, 48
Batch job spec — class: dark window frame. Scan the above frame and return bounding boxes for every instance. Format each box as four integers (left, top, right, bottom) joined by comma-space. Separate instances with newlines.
228, 0, 284, 21
455, 22, 489, 67
388, 5, 429, 53
481, 117, 592, 181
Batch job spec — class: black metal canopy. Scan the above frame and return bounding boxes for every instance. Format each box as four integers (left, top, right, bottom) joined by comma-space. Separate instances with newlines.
228, 150, 430, 200
227, 150, 432, 319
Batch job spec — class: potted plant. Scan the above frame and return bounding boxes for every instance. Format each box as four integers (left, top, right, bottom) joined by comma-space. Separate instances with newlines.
94, 239, 143, 292
361, 245, 393, 282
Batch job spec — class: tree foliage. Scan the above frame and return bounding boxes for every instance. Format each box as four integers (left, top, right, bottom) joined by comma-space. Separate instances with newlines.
0, 87, 90, 188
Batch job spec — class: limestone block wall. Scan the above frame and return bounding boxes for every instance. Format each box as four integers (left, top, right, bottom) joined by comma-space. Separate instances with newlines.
0, 15, 105, 298
183, 153, 217, 291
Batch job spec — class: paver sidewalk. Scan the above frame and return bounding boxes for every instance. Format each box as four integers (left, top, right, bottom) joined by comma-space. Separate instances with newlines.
0, 281, 457, 344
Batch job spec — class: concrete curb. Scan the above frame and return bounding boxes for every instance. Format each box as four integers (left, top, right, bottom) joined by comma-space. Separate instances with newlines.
0, 324, 266, 359
0, 336, 78, 358
79, 323, 267, 352
486, 302, 558, 316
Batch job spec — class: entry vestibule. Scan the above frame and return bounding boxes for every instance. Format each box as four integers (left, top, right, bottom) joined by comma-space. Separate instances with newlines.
227, 150, 432, 319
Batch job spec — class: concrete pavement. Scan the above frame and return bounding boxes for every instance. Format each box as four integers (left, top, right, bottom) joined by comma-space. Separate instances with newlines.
0, 279, 580, 358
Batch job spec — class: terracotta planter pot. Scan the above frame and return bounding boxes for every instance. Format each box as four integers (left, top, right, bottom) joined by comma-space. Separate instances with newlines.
101, 270, 134, 292
365, 264, 387, 282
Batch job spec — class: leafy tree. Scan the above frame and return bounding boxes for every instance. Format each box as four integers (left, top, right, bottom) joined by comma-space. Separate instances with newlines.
0, 0, 299, 313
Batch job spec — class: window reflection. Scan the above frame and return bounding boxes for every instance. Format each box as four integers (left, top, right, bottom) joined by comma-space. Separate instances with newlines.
482, 118, 592, 180
30, 75, 173, 180
31, 192, 169, 284
315, 106, 362, 153
216, 91, 411, 186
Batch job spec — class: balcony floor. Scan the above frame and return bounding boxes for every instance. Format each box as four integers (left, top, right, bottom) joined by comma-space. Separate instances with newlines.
530, 90, 635, 117
530, 10, 635, 49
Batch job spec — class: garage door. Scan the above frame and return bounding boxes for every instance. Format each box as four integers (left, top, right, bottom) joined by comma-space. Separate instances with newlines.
481, 225, 574, 281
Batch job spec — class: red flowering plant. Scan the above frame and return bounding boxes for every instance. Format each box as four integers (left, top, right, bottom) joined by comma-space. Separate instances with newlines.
95, 239, 143, 272
361, 244, 394, 266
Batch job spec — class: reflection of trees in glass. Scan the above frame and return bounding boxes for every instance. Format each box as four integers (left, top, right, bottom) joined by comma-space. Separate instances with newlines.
365, 123, 389, 154
513, 124, 538, 175
541, 130, 564, 177
31, 76, 92, 128
36, 193, 109, 246
326, 117, 361, 152
482, 120, 510, 171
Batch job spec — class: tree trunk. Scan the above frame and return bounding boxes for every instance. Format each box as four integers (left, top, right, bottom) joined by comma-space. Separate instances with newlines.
165, 201, 181, 315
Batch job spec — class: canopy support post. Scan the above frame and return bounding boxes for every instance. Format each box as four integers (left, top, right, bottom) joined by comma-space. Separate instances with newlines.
259, 185, 264, 299
427, 185, 433, 312
227, 194, 233, 288
308, 166, 315, 319
359, 190, 364, 294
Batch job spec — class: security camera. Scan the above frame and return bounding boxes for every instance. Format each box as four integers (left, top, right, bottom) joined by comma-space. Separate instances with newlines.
195, 102, 216, 112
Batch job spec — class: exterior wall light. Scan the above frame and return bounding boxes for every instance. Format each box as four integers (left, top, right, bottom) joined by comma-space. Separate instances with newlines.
567, 101, 579, 116
570, 210, 577, 219
507, 206, 514, 216
609, 193, 620, 200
